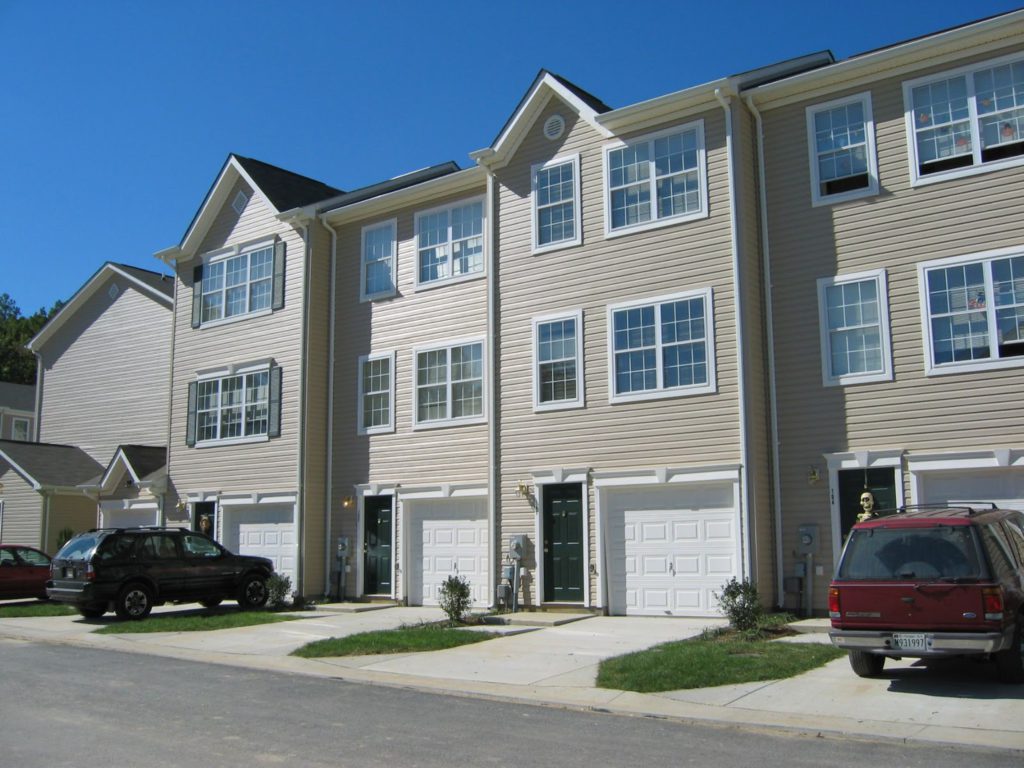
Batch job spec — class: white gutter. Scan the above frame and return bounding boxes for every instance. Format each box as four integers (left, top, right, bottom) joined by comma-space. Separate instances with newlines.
319, 215, 339, 597
33, 354, 43, 441
160, 264, 179, 526
485, 169, 498, 609
295, 221, 312, 596
714, 87, 755, 581
744, 93, 785, 607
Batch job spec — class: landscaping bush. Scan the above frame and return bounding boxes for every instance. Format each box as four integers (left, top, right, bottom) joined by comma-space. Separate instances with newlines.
267, 573, 293, 610
56, 527, 75, 550
438, 574, 472, 624
715, 577, 763, 633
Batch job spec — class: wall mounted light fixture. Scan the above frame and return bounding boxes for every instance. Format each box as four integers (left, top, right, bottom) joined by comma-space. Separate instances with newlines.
342, 496, 354, 509
514, 480, 530, 499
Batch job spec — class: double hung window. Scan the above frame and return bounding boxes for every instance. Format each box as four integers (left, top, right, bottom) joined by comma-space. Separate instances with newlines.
415, 199, 485, 286
11, 418, 29, 441
920, 249, 1024, 374
905, 54, 1024, 183
605, 122, 706, 235
192, 239, 284, 327
186, 364, 282, 446
361, 220, 396, 300
532, 155, 581, 252
608, 289, 715, 402
816, 271, 892, 386
358, 352, 394, 434
533, 311, 584, 410
414, 341, 485, 427
806, 93, 878, 204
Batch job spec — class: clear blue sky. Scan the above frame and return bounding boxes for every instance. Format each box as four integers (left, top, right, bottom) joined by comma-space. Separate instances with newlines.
1, 0, 1020, 313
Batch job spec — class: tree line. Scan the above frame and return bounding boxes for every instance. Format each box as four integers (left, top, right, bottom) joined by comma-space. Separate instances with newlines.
0, 293, 64, 385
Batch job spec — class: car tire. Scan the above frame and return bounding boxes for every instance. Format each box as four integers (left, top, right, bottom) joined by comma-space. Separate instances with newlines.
115, 582, 153, 620
848, 650, 885, 677
77, 605, 106, 619
199, 598, 223, 609
995, 616, 1024, 684
237, 574, 269, 610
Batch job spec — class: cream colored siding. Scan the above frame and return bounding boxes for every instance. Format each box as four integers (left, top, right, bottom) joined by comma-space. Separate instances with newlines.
168, 180, 306, 495
0, 467, 42, 546
36, 279, 170, 465
46, 494, 98, 553
763, 42, 1024, 608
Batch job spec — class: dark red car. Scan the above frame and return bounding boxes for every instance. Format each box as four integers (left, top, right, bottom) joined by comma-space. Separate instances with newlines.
829, 505, 1024, 683
0, 545, 52, 600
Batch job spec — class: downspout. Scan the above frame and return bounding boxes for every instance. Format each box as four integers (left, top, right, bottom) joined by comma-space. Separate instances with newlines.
161, 266, 179, 526
296, 222, 312, 597
485, 168, 498, 610
33, 354, 43, 441
42, 493, 51, 551
320, 216, 339, 597
744, 93, 785, 607
715, 87, 755, 581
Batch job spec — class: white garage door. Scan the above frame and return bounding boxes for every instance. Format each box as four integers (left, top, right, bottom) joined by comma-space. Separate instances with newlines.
918, 468, 1024, 511
226, 506, 297, 585
606, 484, 740, 617
407, 500, 488, 608
102, 507, 158, 528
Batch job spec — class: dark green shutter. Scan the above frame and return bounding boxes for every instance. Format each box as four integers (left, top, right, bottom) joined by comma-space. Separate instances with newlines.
272, 241, 286, 310
268, 365, 283, 437
186, 381, 198, 446
191, 264, 204, 328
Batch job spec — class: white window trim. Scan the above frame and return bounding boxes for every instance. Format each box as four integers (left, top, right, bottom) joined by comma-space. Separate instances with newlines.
194, 362, 272, 448
903, 51, 1024, 187
531, 153, 582, 254
411, 336, 487, 430
532, 309, 585, 412
198, 235, 279, 329
606, 287, 716, 404
357, 351, 396, 436
11, 417, 30, 441
360, 219, 397, 302
816, 269, 893, 387
602, 120, 708, 239
917, 245, 1024, 376
413, 196, 487, 291
806, 92, 879, 207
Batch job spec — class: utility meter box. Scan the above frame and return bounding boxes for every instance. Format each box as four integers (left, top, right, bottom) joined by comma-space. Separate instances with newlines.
501, 564, 515, 580
336, 536, 350, 560
508, 534, 526, 561
797, 525, 818, 555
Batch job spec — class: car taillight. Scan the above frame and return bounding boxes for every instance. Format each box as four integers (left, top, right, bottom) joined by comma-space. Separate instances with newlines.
84, 563, 96, 582
828, 587, 841, 619
982, 587, 1004, 621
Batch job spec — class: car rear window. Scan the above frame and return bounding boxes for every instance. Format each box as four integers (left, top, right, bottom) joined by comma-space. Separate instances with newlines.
54, 533, 103, 562
837, 525, 987, 580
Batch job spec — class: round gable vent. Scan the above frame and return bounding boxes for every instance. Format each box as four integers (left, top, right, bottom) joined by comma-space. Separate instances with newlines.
543, 114, 565, 141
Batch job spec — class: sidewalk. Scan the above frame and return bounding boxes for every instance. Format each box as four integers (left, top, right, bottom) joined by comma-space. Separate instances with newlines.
1, 604, 1022, 754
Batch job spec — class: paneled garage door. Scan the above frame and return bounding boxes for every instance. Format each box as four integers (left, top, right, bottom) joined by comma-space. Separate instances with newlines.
918, 468, 1024, 511
407, 500, 488, 608
605, 484, 740, 617
225, 506, 297, 585
101, 507, 158, 528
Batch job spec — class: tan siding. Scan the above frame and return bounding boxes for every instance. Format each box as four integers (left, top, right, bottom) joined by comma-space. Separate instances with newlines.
762, 42, 1024, 610
0, 467, 42, 546
46, 494, 98, 553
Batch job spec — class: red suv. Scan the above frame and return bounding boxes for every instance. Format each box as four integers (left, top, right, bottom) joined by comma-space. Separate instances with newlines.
829, 505, 1024, 683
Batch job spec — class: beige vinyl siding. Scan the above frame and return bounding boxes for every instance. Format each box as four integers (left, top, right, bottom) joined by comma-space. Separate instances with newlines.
0, 467, 42, 546
1, 412, 34, 441
168, 180, 306, 496
46, 494, 98, 553
36, 279, 170, 465
763, 42, 1024, 608
494, 96, 744, 600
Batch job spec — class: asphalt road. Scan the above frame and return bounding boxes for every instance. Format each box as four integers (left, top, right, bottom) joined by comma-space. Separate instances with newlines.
0, 639, 1011, 767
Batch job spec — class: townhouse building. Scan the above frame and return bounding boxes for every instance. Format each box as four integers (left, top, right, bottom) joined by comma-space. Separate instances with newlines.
150, 9, 1023, 615
0, 382, 35, 442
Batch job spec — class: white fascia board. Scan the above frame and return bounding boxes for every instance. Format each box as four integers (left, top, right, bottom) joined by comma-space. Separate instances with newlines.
320, 167, 486, 227
0, 448, 41, 490
595, 80, 733, 134
397, 482, 488, 499
591, 465, 741, 487
907, 449, 1024, 471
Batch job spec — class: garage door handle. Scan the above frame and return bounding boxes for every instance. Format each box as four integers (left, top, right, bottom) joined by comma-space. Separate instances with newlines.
669, 562, 675, 576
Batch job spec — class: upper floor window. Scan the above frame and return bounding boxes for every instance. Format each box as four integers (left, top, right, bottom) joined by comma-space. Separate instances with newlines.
532, 310, 584, 411
186, 363, 282, 446
919, 248, 1024, 375
816, 270, 892, 387
607, 289, 715, 402
191, 239, 285, 328
358, 352, 395, 435
532, 155, 581, 253
415, 198, 485, 287
414, 340, 485, 428
604, 121, 707, 237
361, 220, 397, 301
905, 53, 1024, 185
806, 93, 878, 205
11, 418, 29, 442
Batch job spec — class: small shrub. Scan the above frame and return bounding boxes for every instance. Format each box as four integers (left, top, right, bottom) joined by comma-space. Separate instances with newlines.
267, 573, 293, 610
715, 577, 763, 632
56, 527, 75, 549
438, 574, 472, 624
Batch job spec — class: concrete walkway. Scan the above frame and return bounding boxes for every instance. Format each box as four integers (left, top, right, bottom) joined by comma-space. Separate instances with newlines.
1, 603, 1022, 754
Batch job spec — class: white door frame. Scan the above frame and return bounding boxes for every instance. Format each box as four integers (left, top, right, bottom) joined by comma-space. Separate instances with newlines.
530, 468, 590, 608
825, 450, 904, 563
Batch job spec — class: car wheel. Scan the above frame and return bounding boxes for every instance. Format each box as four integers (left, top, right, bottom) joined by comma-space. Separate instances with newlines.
848, 650, 885, 677
199, 598, 223, 609
996, 616, 1024, 684
237, 574, 269, 609
115, 583, 153, 620
77, 605, 106, 619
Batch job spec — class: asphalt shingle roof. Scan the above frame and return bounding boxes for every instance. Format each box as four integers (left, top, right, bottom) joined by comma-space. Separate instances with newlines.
233, 155, 344, 211
0, 440, 103, 488
117, 445, 166, 481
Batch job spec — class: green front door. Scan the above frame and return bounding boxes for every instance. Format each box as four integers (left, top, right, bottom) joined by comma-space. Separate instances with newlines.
363, 496, 392, 595
838, 467, 898, 539
543, 484, 584, 603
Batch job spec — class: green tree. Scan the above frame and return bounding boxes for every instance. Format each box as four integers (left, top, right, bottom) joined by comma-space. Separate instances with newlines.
0, 293, 63, 385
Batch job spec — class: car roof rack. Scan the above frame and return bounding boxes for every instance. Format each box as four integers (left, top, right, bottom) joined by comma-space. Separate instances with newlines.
896, 503, 998, 516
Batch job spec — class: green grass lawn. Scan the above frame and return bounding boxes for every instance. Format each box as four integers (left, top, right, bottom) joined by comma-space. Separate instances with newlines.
293, 622, 500, 658
94, 609, 301, 634
596, 633, 846, 692
0, 602, 76, 618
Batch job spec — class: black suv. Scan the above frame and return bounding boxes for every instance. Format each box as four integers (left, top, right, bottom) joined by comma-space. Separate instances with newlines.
829, 505, 1024, 682
46, 527, 274, 620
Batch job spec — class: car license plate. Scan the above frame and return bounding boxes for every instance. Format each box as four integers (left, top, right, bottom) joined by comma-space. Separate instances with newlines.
63, 567, 74, 578
892, 633, 927, 651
